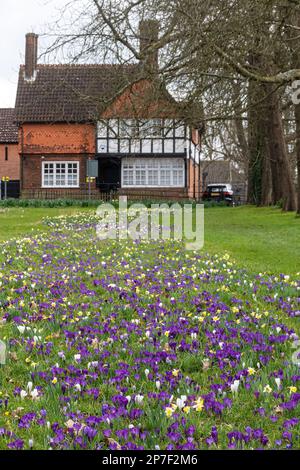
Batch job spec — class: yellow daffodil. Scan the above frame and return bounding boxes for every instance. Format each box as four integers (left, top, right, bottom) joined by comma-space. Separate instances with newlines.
194, 397, 204, 412
165, 407, 174, 418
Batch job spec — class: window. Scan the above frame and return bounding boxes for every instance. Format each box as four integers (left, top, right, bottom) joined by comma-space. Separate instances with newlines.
5, 146, 8, 161
42, 162, 79, 188
122, 158, 184, 187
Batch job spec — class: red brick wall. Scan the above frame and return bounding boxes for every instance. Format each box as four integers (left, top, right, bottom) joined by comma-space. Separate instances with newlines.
102, 80, 179, 119
20, 123, 95, 155
0, 143, 20, 180
20, 123, 96, 194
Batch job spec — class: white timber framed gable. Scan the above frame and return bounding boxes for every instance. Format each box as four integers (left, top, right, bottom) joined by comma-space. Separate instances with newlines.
97, 119, 187, 155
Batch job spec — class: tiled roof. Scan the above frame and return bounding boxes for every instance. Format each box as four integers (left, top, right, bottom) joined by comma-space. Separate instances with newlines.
0, 108, 18, 143
15, 64, 140, 123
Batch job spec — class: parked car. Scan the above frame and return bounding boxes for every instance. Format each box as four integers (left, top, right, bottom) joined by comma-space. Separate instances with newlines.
202, 183, 234, 205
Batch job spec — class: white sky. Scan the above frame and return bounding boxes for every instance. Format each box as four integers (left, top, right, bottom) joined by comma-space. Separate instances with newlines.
0, 0, 67, 107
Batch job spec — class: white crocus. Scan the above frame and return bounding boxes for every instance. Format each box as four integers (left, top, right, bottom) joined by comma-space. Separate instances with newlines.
176, 395, 187, 410
135, 394, 144, 405
275, 378, 281, 390
30, 388, 39, 400
230, 380, 240, 394
20, 390, 28, 400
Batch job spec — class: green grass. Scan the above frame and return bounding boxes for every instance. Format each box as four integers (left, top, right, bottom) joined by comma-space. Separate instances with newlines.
0, 207, 92, 241
203, 206, 300, 274
0, 205, 299, 274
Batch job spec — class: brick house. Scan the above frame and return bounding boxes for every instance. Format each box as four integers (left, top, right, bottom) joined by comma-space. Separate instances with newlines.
0, 109, 19, 181
15, 24, 203, 200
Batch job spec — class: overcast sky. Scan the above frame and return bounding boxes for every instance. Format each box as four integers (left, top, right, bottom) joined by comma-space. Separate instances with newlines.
0, 0, 67, 108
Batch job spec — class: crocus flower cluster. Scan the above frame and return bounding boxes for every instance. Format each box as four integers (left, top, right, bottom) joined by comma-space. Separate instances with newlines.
0, 212, 299, 450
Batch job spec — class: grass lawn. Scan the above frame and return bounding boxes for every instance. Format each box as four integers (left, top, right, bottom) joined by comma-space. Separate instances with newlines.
0, 205, 299, 274
0, 207, 92, 242
204, 206, 300, 274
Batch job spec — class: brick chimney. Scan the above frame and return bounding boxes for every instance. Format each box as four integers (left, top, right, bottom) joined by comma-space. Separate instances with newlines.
25, 33, 38, 81
139, 20, 159, 71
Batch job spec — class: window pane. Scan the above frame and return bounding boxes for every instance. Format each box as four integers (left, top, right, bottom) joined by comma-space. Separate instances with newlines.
160, 169, 171, 186
148, 169, 159, 185
135, 168, 146, 185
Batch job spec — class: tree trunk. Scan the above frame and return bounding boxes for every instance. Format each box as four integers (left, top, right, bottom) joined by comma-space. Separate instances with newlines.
247, 75, 272, 205
248, 68, 296, 210
290, 9, 300, 214
264, 86, 296, 211
295, 104, 300, 214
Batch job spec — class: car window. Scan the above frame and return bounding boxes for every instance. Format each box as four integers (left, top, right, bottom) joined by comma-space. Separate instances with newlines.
208, 186, 226, 191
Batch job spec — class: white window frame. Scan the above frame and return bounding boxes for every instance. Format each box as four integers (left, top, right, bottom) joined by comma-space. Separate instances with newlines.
122, 158, 185, 188
42, 161, 80, 188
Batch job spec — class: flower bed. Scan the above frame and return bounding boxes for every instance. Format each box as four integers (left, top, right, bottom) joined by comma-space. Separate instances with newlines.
0, 213, 299, 450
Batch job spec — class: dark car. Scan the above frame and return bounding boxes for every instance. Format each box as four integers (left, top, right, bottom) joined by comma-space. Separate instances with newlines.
202, 183, 234, 205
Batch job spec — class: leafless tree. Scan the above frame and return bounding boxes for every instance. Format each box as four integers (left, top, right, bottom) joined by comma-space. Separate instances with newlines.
44, 0, 300, 211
